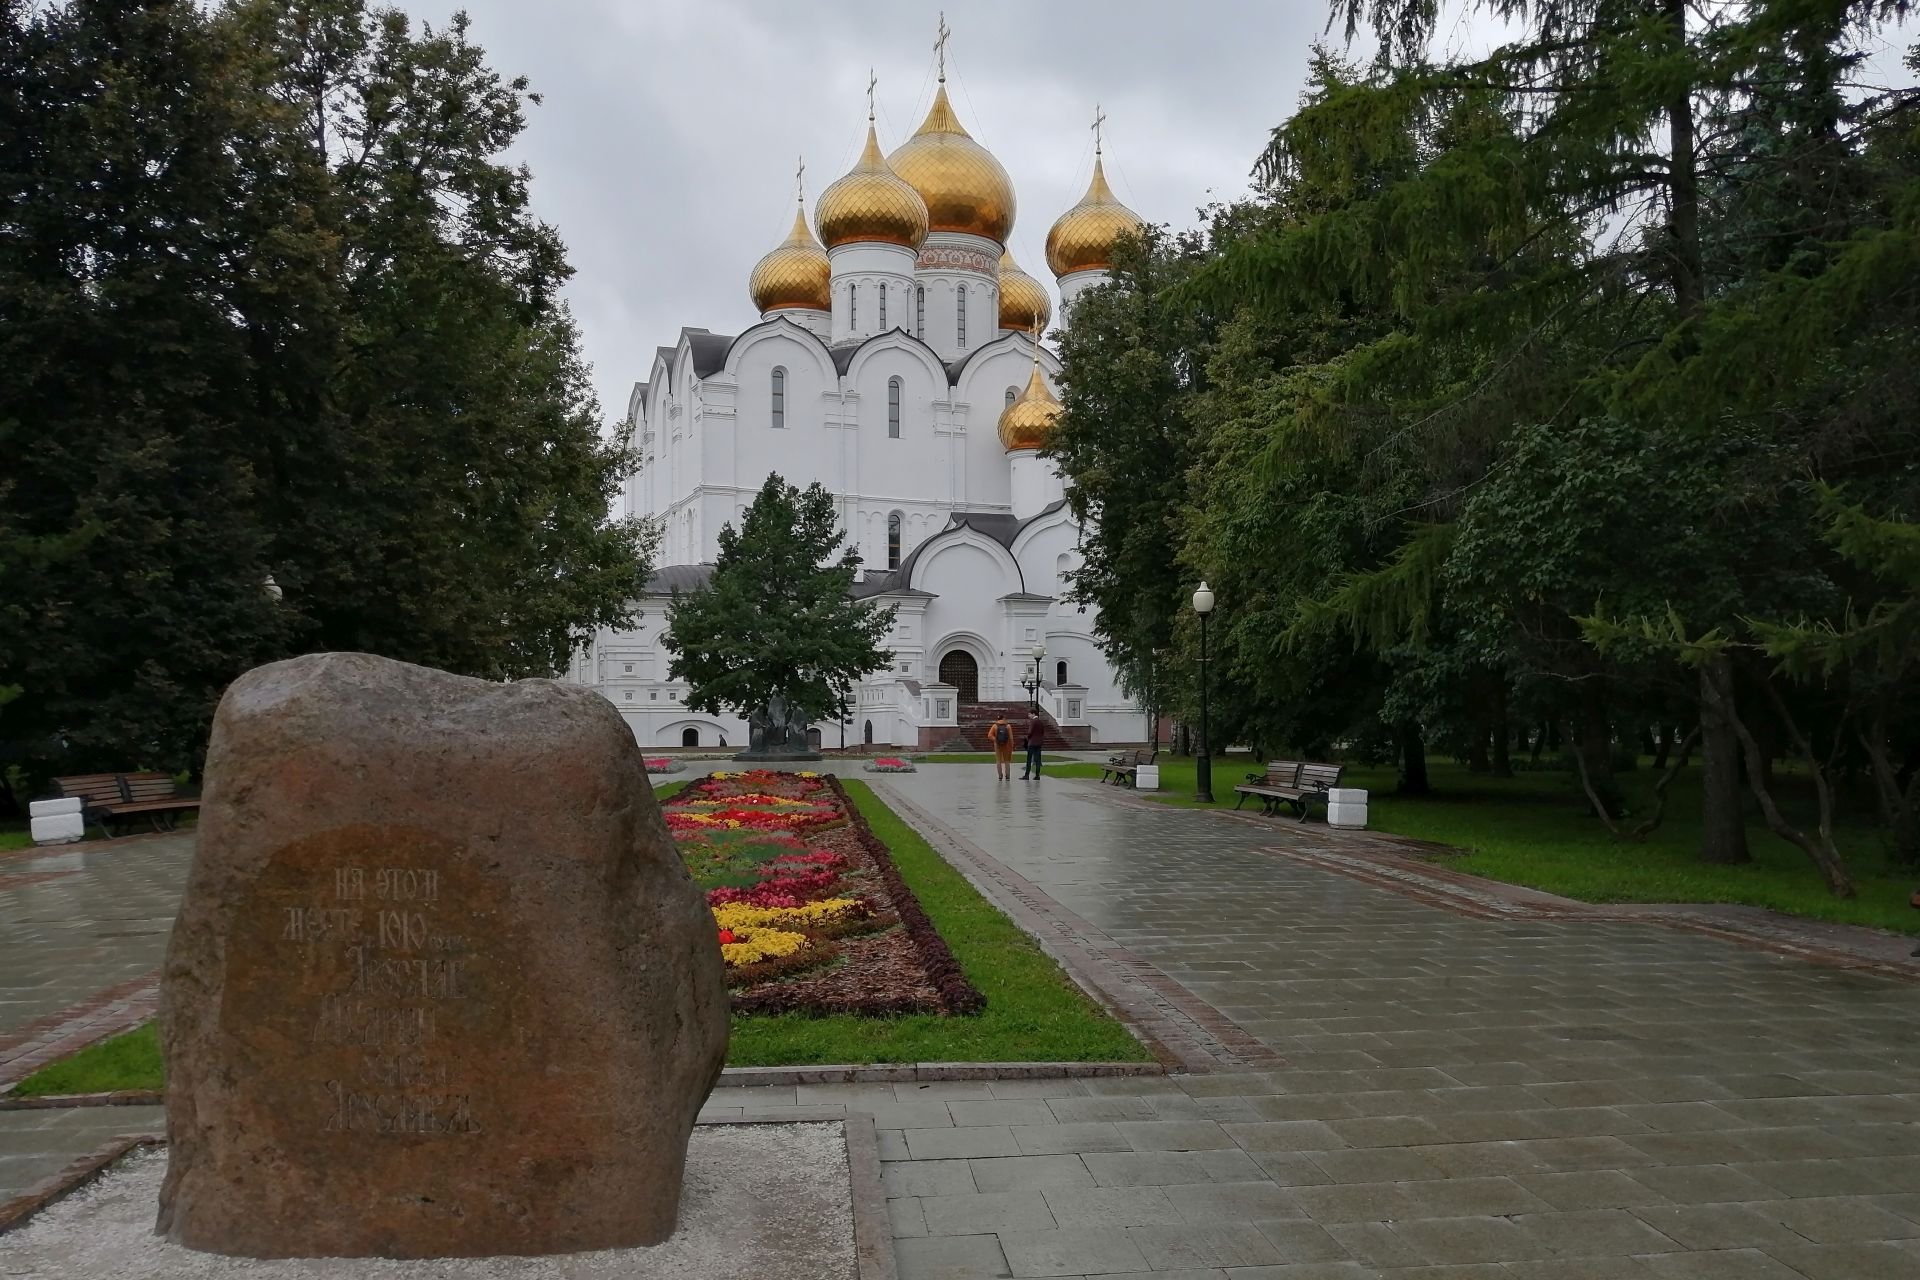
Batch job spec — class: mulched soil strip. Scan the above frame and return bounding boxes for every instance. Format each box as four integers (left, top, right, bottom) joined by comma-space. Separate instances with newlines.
0, 1134, 159, 1235
672, 772, 987, 1018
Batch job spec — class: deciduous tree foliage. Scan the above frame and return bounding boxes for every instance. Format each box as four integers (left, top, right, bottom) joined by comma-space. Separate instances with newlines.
0, 0, 650, 787
664, 476, 895, 730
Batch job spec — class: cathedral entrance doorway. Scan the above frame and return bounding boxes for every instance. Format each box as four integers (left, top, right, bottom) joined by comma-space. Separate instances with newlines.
938, 650, 980, 704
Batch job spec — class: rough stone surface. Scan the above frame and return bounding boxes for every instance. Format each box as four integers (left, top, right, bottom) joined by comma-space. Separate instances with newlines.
156, 653, 729, 1259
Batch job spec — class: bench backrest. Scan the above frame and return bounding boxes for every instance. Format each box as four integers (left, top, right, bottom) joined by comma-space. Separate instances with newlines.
1299, 763, 1343, 792
1134, 749, 1156, 765
1261, 761, 1304, 787
54, 774, 128, 805
120, 772, 182, 802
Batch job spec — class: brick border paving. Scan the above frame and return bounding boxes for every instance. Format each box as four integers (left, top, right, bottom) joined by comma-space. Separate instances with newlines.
871, 781, 1284, 1074
0, 972, 159, 1092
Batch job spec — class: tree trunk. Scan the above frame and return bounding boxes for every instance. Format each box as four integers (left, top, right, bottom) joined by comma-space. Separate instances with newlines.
1705, 661, 1856, 897
1491, 709, 1514, 778
1698, 658, 1752, 865
1467, 727, 1491, 774
1398, 721, 1430, 796
1577, 681, 1620, 817
1652, 723, 1674, 770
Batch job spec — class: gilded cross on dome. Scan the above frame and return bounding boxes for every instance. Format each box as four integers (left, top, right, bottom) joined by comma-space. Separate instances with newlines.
795, 155, 805, 203
1092, 105, 1107, 154
933, 12, 950, 82
866, 68, 878, 121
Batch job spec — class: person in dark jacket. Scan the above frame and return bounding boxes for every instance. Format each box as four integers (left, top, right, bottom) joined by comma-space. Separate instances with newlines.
1020, 712, 1045, 780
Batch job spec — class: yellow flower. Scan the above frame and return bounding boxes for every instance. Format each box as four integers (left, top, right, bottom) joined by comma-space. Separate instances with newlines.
713, 898, 863, 932
719, 925, 810, 966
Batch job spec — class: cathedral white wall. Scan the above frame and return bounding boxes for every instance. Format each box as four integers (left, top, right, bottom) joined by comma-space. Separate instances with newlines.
910, 534, 1029, 703
829, 243, 916, 344
914, 232, 1000, 361
1057, 267, 1110, 311
954, 339, 1054, 510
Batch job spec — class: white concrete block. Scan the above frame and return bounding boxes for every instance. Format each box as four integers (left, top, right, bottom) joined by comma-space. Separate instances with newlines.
1134, 764, 1160, 791
1326, 788, 1368, 805
1326, 801, 1369, 830
31, 811, 85, 844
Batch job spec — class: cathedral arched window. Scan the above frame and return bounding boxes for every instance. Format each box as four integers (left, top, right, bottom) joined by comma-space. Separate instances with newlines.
1056, 660, 1068, 687
1005, 385, 1018, 408
770, 366, 786, 429
879, 284, 887, 330
956, 285, 967, 349
915, 285, 925, 337
849, 283, 857, 328
887, 511, 902, 570
888, 377, 902, 438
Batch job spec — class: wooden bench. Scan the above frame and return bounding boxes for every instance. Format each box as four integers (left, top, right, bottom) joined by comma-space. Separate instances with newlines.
1100, 748, 1156, 786
1234, 760, 1343, 821
54, 772, 200, 838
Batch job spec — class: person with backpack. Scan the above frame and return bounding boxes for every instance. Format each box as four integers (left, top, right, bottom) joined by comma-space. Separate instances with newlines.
1021, 711, 1046, 780
988, 714, 1015, 780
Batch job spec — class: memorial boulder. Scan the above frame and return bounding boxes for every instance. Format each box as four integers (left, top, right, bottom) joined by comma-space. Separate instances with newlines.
156, 653, 729, 1258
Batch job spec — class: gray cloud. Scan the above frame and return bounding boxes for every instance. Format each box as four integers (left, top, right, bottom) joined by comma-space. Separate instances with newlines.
396, 1, 1909, 425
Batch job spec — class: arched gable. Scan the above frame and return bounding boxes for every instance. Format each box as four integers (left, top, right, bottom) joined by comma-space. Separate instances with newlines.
842, 329, 949, 390
720, 316, 836, 387
907, 524, 1026, 596
949, 332, 1061, 405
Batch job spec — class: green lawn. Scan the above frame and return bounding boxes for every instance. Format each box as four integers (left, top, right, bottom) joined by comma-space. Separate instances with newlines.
0, 819, 28, 852
11, 778, 1146, 1095
10, 1022, 162, 1097
1058, 753, 1920, 935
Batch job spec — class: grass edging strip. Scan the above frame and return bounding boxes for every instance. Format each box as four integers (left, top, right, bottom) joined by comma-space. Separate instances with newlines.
0, 1055, 1168, 1110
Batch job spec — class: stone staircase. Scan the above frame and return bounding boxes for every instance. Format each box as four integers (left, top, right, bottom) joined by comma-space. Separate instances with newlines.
945, 701, 1083, 752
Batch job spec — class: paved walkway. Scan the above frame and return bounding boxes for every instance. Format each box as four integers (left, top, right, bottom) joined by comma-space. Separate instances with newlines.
4, 766, 1920, 1278
857, 770, 1920, 1279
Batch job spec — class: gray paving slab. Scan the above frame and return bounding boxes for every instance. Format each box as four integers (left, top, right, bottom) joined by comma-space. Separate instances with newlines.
860, 770, 1920, 1280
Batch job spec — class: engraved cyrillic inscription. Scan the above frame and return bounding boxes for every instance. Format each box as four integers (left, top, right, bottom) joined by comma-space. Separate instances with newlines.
276, 859, 479, 1136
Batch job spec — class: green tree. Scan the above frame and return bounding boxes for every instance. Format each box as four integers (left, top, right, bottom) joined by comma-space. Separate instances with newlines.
663, 477, 894, 728
0, 0, 649, 780
0, 0, 289, 775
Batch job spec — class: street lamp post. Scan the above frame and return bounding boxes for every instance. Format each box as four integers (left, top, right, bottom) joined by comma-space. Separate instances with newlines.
1024, 643, 1046, 712
1192, 583, 1215, 803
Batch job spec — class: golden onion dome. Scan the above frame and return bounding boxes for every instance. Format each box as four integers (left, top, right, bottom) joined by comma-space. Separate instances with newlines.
997, 362, 1062, 452
997, 251, 1052, 333
815, 122, 929, 250
887, 84, 1016, 244
1045, 154, 1145, 278
748, 204, 831, 313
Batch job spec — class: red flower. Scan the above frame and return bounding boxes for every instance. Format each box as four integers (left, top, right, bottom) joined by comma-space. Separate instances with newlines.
717, 928, 738, 944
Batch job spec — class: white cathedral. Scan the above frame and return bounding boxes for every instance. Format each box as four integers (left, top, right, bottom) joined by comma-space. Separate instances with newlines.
567, 42, 1149, 751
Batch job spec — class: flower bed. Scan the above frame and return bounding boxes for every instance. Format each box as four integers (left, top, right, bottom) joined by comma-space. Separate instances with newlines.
644, 757, 687, 775
863, 756, 917, 773
663, 769, 983, 1016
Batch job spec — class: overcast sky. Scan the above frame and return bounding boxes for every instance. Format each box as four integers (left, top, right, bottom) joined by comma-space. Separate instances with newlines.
395, 1, 1910, 424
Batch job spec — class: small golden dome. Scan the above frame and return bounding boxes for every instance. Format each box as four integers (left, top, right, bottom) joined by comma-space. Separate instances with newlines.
816, 123, 929, 250
1045, 155, 1144, 278
997, 251, 1052, 333
888, 85, 1016, 244
749, 205, 831, 313
997, 362, 1062, 452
